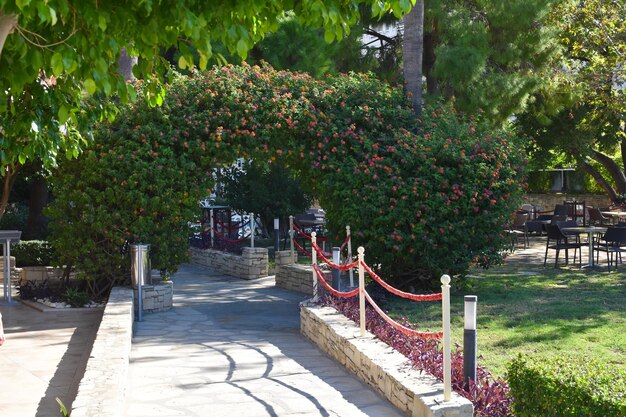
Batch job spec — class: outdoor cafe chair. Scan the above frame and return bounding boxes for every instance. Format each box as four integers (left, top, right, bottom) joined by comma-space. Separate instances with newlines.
594, 226, 626, 271
588, 207, 612, 226
510, 212, 529, 249
544, 224, 583, 268
557, 219, 583, 245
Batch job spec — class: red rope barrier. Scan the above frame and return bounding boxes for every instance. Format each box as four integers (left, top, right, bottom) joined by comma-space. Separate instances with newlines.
292, 223, 327, 242
339, 234, 351, 252
212, 227, 251, 243
360, 261, 442, 302
311, 241, 357, 270
363, 289, 442, 339
293, 238, 312, 257
216, 218, 251, 231
312, 265, 359, 298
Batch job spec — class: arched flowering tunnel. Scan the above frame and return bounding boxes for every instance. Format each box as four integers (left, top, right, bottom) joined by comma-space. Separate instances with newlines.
49, 63, 526, 296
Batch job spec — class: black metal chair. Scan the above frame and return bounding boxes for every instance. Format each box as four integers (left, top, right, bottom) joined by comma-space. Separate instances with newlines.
510, 212, 529, 249
544, 224, 583, 268
594, 226, 626, 271
588, 207, 612, 226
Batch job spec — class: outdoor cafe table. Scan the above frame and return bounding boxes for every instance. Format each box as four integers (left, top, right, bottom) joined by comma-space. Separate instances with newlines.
561, 226, 607, 268
601, 211, 626, 221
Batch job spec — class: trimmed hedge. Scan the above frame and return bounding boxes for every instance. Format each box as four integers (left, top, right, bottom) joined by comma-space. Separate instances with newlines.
508, 354, 626, 417
12, 240, 54, 267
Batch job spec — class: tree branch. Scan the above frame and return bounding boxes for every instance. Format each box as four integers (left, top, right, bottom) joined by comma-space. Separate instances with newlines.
581, 161, 618, 202
0, 11, 18, 60
589, 149, 626, 195
363, 27, 397, 46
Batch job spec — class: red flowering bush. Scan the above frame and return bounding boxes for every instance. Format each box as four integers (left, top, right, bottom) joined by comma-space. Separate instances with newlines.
49, 63, 525, 295
323, 295, 513, 417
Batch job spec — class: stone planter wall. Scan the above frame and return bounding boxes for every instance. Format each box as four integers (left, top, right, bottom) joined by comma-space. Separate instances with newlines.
133, 280, 173, 313
301, 303, 473, 417
189, 247, 268, 279
19, 265, 72, 286
275, 250, 316, 295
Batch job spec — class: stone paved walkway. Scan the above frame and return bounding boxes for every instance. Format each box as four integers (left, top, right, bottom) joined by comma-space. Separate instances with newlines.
0, 302, 102, 417
125, 264, 405, 417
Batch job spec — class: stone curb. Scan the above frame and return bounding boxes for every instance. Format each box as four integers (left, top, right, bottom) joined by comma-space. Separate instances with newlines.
70, 287, 134, 417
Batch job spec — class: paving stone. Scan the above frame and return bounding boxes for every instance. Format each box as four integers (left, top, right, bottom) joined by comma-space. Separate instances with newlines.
125, 264, 408, 417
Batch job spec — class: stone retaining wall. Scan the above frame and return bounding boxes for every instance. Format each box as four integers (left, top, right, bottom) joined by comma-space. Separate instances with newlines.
301, 303, 473, 417
274, 250, 316, 295
524, 193, 610, 210
71, 287, 134, 417
133, 280, 173, 313
189, 247, 268, 279
0, 257, 22, 287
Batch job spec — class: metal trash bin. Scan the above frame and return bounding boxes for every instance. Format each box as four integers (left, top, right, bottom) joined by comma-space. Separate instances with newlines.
130, 244, 151, 287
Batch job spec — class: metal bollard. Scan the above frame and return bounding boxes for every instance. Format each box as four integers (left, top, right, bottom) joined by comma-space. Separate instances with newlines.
130, 244, 150, 322
331, 247, 341, 291
463, 295, 478, 388
274, 218, 280, 254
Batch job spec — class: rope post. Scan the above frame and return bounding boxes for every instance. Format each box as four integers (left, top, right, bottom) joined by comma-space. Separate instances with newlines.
463, 295, 477, 390
346, 225, 354, 287
311, 232, 318, 299
289, 215, 295, 263
274, 217, 280, 255
210, 208, 214, 248
250, 212, 255, 248
357, 246, 366, 336
441, 274, 452, 402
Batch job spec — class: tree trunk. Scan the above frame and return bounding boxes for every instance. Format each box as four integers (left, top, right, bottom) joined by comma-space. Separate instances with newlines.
402, 1, 424, 115
118, 47, 137, 82
0, 12, 18, 60
22, 176, 49, 240
0, 164, 20, 221
590, 149, 626, 195
582, 162, 619, 202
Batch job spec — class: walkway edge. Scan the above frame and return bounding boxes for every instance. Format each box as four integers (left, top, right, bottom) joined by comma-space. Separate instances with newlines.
301, 303, 473, 417
71, 287, 134, 417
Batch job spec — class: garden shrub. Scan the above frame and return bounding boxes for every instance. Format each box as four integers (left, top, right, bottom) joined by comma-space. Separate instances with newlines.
508, 354, 626, 417
49, 63, 526, 296
12, 240, 54, 267
48, 94, 212, 298
307, 105, 526, 288
323, 295, 513, 417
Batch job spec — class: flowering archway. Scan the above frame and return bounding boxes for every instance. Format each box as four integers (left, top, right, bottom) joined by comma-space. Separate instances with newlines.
49, 63, 526, 293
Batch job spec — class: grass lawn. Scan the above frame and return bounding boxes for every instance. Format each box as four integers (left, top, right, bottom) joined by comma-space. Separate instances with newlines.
386, 261, 626, 378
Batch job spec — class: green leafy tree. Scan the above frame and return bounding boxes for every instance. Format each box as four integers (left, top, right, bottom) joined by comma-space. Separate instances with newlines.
0, 0, 415, 221
219, 160, 313, 238
423, 0, 562, 123
516, 0, 625, 201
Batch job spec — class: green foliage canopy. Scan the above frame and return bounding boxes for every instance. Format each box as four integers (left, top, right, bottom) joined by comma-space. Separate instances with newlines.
50, 64, 526, 294
0, 0, 415, 219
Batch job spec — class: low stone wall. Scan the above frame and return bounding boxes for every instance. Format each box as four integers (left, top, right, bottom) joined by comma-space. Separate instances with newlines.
524, 193, 610, 210
19, 265, 73, 286
133, 280, 173, 313
0, 257, 22, 287
274, 251, 315, 295
189, 247, 268, 279
71, 287, 134, 417
301, 303, 473, 417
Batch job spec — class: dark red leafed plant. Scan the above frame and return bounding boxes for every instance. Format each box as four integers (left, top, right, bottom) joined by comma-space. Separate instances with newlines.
321, 296, 512, 417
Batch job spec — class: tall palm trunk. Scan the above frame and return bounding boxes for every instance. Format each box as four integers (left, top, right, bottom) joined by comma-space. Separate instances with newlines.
402, 1, 424, 115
